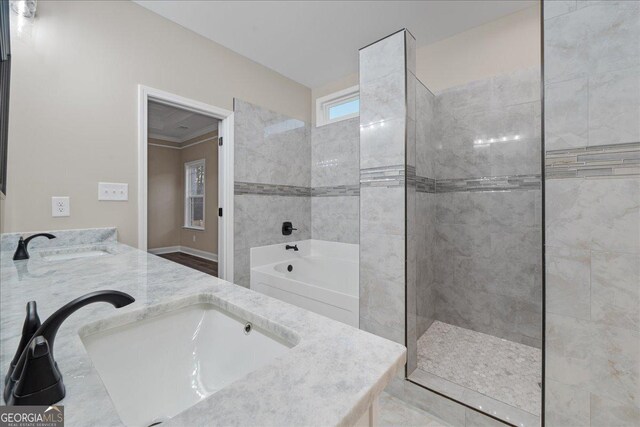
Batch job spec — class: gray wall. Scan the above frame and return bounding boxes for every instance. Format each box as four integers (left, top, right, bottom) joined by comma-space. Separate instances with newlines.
311, 117, 359, 244
543, 1, 640, 426
429, 68, 543, 348
233, 99, 311, 287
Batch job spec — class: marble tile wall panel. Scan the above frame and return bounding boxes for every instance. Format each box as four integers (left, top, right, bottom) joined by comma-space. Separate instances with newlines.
310, 115, 360, 245
416, 66, 543, 349
311, 196, 358, 244
544, 176, 640, 426
544, 5, 640, 422
311, 117, 359, 188
233, 194, 311, 287
544, 1, 640, 149
359, 30, 410, 347
416, 192, 436, 337
234, 99, 310, 187
433, 68, 541, 180
233, 99, 313, 287
416, 82, 436, 180
432, 189, 542, 347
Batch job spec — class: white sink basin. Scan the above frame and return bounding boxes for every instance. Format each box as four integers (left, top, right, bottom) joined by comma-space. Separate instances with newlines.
40, 249, 110, 262
80, 302, 294, 427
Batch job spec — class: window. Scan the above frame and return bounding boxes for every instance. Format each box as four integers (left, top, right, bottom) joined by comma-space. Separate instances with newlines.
184, 159, 205, 230
316, 85, 359, 127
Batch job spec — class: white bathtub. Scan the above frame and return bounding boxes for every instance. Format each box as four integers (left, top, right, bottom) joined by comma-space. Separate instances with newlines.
250, 240, 359, 327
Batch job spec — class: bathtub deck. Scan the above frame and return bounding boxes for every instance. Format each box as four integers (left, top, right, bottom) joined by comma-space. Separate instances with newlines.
416, 321, 541, 418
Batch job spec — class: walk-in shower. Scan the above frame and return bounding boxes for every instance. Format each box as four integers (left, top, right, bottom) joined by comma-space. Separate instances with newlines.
407, 68, 542, 426
358, 22, 543, 426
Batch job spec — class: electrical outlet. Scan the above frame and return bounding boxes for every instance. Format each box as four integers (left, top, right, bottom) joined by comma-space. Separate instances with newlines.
193, 235, 196, 242
52, 197, 70, 217
98, 182, 128, 201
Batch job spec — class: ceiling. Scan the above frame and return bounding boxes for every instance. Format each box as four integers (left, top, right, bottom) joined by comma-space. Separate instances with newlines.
148, 101, 219, 143
134, 0, 537, 88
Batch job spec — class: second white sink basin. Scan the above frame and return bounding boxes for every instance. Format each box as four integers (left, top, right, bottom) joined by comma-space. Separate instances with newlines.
80, 300, 295, 427
40, 250, 110, 262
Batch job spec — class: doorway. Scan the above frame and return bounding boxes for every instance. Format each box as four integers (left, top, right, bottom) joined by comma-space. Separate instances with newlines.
138, 86, 234, 281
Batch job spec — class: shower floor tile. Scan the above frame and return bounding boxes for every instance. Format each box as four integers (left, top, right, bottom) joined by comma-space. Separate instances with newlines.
417, 321, 541, 416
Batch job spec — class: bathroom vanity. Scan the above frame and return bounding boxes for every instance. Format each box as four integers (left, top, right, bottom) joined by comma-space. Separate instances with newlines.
0, 228, 405, 426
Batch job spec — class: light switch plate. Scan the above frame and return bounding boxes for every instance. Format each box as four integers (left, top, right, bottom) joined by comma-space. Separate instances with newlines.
98, 182, 128, 201
52, 197, 70, 217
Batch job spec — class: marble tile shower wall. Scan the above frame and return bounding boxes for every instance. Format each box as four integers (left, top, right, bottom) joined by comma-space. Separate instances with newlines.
311, 117, 360, 244
233, 99, 311, 287
359, 30, 413, 346
415, 81, 437, 338
428, 68, 543, 348
543, 1, 640, 426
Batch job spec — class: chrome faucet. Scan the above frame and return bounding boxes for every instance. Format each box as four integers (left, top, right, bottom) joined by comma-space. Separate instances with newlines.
13, 233, 56, 260
4, 290, 135, 405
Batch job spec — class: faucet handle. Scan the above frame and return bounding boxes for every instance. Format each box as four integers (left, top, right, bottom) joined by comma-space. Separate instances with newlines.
7, 336, 65, 405
5, 302, 41, 387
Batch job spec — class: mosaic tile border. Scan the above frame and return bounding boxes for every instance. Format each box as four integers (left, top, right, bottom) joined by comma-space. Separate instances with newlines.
416, 176, 436, 193
234, 182, 311, 197
437, 175, 541, 193
360, 165, 406, 188
546, 142, 640, 179
235, 182, 360, 197
312, 185, 360, 197
237, 173, 542, 197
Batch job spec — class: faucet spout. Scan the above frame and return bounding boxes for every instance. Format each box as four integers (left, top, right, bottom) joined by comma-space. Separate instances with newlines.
4, 290, 135, 405
13, 233, 56, 260
36, 290, 135, 353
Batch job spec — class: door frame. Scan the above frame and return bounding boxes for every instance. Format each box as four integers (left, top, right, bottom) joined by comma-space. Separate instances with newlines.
137, 85, 234, 282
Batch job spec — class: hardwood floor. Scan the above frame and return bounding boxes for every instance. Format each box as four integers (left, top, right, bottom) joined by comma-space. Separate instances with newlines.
157, 252, 218, 277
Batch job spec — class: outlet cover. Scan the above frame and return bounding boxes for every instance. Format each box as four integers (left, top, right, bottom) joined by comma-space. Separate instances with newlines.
52, 197, 70, 217
98, 182, 128, 201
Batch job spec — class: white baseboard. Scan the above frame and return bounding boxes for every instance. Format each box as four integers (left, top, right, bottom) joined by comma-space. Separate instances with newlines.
148, 246, 181, 255
148, 246, 218, 262
180, 246, 218, 262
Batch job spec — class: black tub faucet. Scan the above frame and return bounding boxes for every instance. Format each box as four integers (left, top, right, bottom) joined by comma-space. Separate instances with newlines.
4, 290, 135, 405
286, 244, 299, 251
13, 233, 56, 260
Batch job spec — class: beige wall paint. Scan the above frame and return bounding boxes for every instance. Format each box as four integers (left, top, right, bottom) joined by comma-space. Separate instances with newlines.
148, 131, 218, 255
416, 6, 540, 92
2, 0, 310, 246
311, 5, 540, 104
147, 144, 182, 249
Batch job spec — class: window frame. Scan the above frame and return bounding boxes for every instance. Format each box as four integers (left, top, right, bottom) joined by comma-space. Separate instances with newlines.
315, 85, 359, 127
184, 158, 206, 231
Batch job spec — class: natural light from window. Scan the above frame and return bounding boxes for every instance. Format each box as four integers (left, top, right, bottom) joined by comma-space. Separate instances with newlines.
328, 98, 359, 120
185, 159, 205, 230
316, 85, 359, 127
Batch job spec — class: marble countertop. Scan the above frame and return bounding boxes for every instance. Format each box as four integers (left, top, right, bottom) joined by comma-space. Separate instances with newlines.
0, 241, 406, 426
